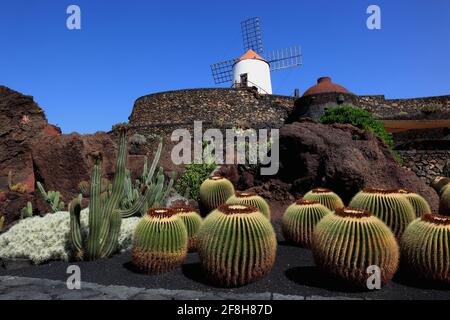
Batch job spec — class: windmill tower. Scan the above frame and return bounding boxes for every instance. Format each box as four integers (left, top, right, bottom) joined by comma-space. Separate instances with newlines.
211, 17, 302, 94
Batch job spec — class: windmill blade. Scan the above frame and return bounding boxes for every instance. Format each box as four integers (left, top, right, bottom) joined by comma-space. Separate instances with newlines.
210, 58, 237, 84
266, 46, 302, 71
241, 17, 263, 53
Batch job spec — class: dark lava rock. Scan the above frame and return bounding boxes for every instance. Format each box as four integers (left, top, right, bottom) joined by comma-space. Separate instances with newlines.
232, 119, 439, 211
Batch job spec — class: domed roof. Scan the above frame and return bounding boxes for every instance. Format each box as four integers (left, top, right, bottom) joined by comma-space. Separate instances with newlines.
303, 77, 351, 96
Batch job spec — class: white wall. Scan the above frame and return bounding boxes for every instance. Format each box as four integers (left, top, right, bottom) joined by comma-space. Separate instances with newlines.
232, 59, 272, 94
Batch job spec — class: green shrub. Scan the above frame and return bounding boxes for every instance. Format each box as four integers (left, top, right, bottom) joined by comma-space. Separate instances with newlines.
320, 106, 402, 163
175, 163, 217, 200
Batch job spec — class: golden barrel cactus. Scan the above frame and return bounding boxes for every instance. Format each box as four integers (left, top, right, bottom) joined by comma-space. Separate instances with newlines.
197, 204, 277, 287
172, 207, 203, 251
226, 191, 271, 219
439, 186, 450, 216
303, 188, 344, 211
312, 207, 399, 288
199, 175, 235, 214
401, 214, 450, 283
397, 189, 431, 217
349, 188, 415, 239
132, 208, 188, 274
281, 199, 331, 248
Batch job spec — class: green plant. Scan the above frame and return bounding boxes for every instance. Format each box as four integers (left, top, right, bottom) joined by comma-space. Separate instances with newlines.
319, 106, 403, 163
171, 207, 203, 251
431, 176, 450, 195
8, 171, 27, 193
197, 204, 277, 287
199, 175, 235, 214
78, 178, 111, 197
312, 207, 399, 288
0, 216, 5, 232
37, 182, 65, 212
69, 126, 151, 261
132, 208, 188, 274
349, 188, 416, 239
175, 163, 216, 201
401, 214, 450, 283
129, 133, 147, 145
226, 191, 271, 219
420, 103, 443, 114
439, 186, 450, 215
397, 189, 431, 217
281, 199, 332, 248
20, 202, 33, 220
303, 188, 344, 211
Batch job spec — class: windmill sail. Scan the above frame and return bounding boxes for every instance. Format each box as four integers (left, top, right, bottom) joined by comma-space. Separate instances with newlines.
241, 17, 263, 54
266, 46, 302, 71
210, 59, 236, 84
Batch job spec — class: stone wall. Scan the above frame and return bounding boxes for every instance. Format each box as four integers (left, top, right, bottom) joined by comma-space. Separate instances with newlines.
128, 88, 295, 136
399, 150, 450, 183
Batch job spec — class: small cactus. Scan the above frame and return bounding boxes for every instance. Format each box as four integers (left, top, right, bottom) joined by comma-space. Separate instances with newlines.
303, 188, 344, 211
349, 188, 415, 239
226, 191, 270, 219
8, 171, 27, 193
439, 186, 450, 216
397, 189, 431, 217
132, 208, 188, 274
199, 175, 235, 214
37, 182, 65, 212
20, 202, 33, 219
197, 204, 277, 287
312, 207, 399, 288
0, 216, 5, 232
172, 207, 203, 251
281, 199, 332, 248
401, 214, 450, 283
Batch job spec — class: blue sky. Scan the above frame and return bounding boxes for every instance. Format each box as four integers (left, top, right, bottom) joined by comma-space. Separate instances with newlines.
1, 0, 449, 134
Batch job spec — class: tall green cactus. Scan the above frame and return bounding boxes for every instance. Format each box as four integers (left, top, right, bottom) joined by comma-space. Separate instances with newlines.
37, 182, 65, 212
401, 214, 450, 283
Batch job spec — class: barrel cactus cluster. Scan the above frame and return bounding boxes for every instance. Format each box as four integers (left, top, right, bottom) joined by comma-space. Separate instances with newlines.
303, 188, 344, 211
401, 214, 450, 283
281, 199, 331, 248
439, 186, 450, 215
132, 208, 188, 274
197, 204, 277, 287
312, 207, 400, 288
349, 188, 415, 239
226, 191, 271, 219
171, 207, 203, 251
199, 175, 235, 214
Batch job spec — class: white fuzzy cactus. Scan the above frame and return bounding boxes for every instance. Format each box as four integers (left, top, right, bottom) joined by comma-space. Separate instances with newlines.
0, 210, 139, 264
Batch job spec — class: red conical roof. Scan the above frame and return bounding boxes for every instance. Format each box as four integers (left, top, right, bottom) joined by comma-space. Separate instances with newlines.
303, 77, 351, 96
238, 49, 266, 62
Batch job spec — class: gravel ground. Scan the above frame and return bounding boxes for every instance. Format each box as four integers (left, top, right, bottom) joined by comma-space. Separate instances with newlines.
1, 243, 449, 300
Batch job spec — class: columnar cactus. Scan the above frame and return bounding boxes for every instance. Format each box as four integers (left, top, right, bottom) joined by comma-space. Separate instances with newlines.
401, 214, 450, 283
397, 189, 431, 217
303, 188, 344, 211
349, 188, 415, 239
132, 208, 188, 274
199, 175, 235, 214
281, 199, 331, 247
197, 204, 277, 287
172, 207, 203, 251
37, 182, 65, 212
69, 126, 150, 261
312, 207, 399, 288
226, 191, 271, 219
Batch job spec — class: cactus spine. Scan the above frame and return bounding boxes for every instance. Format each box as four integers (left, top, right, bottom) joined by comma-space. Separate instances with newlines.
312, 207, 399, 288
69, 126, 130, 261
172, 207, 203, 251
281, 199, 331, 247
132, 208, 188, 274
349, 188, 415, 239
401, 214, 450, 283
199, 175, 235, 214
303, 188, 344, 211
226, 191, 271, 219
197, 204, 277, 287
396, 189, 431, 217
37, 182, 65, 212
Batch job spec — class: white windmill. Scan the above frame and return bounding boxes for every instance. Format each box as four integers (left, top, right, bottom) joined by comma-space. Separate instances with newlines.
211, 17, 302, 94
